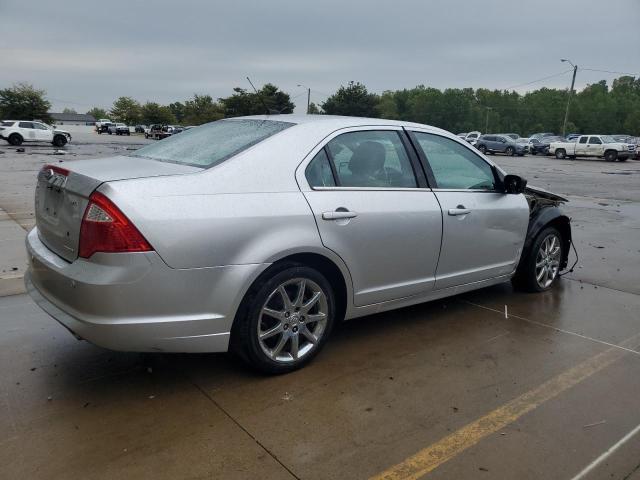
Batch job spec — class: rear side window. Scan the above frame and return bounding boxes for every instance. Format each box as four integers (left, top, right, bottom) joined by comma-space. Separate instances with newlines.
132, 119, 294, 168
306, 149, 336, 187
324, 130, 417, 188
0, 121, 14, 127
578, 137, 588, 144
18, 122, 34, 129
412, 132, 496, 190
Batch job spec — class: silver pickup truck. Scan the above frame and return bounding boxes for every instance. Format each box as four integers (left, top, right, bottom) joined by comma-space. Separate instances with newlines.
549, 135, 634, 162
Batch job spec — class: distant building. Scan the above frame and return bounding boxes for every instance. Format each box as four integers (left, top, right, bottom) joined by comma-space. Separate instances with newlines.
49, 112, 96, 125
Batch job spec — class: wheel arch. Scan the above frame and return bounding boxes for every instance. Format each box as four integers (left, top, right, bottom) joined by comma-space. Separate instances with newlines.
519, 206, 572, 272
232, 249, 353, 336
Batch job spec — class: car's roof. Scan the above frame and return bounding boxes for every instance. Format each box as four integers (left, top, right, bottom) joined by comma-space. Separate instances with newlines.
235, 114, 448, 133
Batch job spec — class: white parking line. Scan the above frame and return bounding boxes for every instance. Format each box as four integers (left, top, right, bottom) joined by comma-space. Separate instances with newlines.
570, 422, 640, 480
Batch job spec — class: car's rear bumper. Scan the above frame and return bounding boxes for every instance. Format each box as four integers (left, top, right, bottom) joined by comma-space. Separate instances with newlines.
25, 227, 267, 353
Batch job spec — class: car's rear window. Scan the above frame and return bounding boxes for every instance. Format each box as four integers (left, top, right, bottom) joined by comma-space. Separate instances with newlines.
131, 119, 294, 168
1, 121, 14, 126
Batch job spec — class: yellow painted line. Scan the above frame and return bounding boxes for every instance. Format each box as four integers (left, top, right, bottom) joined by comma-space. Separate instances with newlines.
371, 334, 640, 480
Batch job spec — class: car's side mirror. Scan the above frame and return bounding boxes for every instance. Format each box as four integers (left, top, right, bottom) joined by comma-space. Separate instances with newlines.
503, 174, 527, 194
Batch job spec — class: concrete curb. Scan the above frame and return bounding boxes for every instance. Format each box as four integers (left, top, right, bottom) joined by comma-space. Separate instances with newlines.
0, 274, 26, 297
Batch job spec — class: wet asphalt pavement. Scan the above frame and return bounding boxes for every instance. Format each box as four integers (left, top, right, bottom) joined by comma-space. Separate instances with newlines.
1, 134, 639, 479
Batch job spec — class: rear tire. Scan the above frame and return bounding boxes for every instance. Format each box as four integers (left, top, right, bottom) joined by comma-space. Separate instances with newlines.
478, 145, 486, 154
231, 265, 335, 374
555, 149, 566, 159
513, 227, 564, 293
8, 134, 23, 146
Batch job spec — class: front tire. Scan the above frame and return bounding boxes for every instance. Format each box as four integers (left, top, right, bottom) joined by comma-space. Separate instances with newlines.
555, 149, 566, 159
52, 135, 67, 147
232, 265, 335, 374
506, 146, 515, 156
513, 227, 564, 292
478, 145, 486, 154
604, 150, 617, 162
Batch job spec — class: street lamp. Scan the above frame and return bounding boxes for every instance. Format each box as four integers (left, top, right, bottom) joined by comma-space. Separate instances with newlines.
297, 84, 311, 114
561, 59, 578, 137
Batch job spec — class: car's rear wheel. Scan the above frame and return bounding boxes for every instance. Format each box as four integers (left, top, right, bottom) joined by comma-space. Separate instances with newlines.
506, 146, 515, 156
478, 145, 486, 154
232, 265, 335, 374
52, 135, 67, 147
8, 133, 23, 146
513, 227, 563, 292
555, 149, 566, 159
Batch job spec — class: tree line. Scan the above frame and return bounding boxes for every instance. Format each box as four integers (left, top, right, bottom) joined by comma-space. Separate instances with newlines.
1, 76, 639, 135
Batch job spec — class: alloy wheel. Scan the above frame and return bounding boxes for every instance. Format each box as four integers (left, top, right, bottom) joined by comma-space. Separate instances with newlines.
535, 234, 561, 289
257, 278, 328, 363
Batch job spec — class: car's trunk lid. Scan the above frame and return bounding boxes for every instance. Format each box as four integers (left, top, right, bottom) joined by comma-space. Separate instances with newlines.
35, 156, 200, 262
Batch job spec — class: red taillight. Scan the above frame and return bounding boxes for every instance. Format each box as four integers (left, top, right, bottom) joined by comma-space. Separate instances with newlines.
43, 164, 70, 177
78, 191, 153, 258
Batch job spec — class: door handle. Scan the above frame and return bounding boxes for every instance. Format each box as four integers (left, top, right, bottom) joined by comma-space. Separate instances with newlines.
322, 210, 358, 220
448, 206, 471, 216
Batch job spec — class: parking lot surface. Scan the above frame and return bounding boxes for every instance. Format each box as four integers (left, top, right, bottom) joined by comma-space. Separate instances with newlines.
1, 134, 639, 479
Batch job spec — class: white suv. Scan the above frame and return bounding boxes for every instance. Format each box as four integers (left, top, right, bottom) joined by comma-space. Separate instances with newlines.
0, 120, 72, 147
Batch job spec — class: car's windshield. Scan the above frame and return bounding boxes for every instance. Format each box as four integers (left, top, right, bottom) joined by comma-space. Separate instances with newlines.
131, 119, 294, 168
601, 135, 616, 143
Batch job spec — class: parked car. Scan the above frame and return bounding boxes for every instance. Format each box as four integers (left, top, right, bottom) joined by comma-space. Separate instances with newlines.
476, 134, 527, 156
529, 132, 555, 142
0, 120, 71, 147
549, 135, 635, 161
566, 133, 581, 141
461, 131, 481, 145
134, 125, 147, 134
528, 138, 549, 155
95, 118, 112, 133
146, 124, 171, 140
25, 115, 572, 373
502, 133, 520, 140
107, 123, 130, 136
96, 121, 114, 134
516, 137, 530, 153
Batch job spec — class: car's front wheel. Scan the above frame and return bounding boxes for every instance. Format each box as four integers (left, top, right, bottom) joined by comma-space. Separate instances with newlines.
478, 145, 486, 154
514, 227, 564, 292
233, 265, 335, 374
506, 146, 515, 156
52, 135, 67, 147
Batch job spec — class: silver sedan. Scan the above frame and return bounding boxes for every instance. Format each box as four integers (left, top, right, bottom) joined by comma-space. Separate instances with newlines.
25, 115, 572, 373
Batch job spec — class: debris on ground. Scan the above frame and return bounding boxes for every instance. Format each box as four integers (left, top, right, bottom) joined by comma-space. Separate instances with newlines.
52, 150, 66, 155
282, 392, 292, 401
583, 420, 606, 428
479, 467, 489, 472
147, 367, 153, 374
16, 148, 25, 152
148, 395, 155, 400
47, 396, 52, 401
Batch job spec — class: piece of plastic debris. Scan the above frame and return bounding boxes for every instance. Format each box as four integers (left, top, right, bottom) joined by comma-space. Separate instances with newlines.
504, 305, 508, 319
148, 395, 155, 399
47, 396, 52, 401
16, 148, 25, 152
147, 367, 153, 374
282, 392, 292, 401
583, 420, 606, 428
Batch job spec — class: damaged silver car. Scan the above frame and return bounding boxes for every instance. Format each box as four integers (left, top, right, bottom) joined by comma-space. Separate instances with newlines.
25, 115, 572, 373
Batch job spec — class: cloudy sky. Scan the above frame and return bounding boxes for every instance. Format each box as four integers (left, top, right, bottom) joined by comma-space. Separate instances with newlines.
1, 0, 638, 113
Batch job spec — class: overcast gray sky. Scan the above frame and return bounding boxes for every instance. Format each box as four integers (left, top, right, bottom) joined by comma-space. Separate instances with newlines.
1, 0, 639, 113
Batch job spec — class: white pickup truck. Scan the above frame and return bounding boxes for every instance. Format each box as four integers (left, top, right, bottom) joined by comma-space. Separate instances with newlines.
549, 135, 634, 162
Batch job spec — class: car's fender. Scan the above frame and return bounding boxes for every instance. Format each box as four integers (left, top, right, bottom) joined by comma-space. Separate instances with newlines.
521, 206, 571, 270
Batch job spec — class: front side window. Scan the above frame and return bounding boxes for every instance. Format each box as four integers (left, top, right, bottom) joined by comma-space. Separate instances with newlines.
325, 130, 417, 188
34, 123, 49, 130
18, 122, 34, 129
589, 136, 602, 145
132, 119, 294, 168
306, 149, 336, 187
412, 132, 496, 190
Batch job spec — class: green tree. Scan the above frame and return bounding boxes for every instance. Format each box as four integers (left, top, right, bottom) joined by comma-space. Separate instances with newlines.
0, 83, 52, 122
322, 81, 379, 117
62, 107, 77, 114
110, 96, 142, 125
87, 107, 108, 120
182, 94, 224, 125
140, 102, 176, 125
220, 83, 294, 116
307, 102, 321, 114
169, 102, 186, 123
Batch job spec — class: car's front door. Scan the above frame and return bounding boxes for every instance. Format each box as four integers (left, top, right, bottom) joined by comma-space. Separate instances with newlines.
299, 128, 443, 307
33, 123, 53, 142
409, 130, 530, 289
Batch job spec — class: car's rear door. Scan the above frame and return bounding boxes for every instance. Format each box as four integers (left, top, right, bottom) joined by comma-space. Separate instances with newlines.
298, 127, 443, 307
18, 121, 36, 141
408, 130, 529, 289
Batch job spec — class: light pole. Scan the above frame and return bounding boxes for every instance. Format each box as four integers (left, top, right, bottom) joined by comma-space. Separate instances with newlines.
561, 59, 578, 137
484, 107, 493, 132
297, 84, 311, 114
